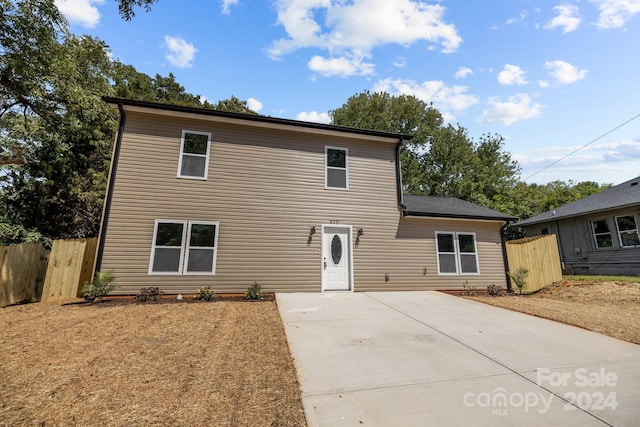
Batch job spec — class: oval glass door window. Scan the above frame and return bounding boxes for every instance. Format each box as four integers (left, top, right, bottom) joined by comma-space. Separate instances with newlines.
331, 234, 342, 265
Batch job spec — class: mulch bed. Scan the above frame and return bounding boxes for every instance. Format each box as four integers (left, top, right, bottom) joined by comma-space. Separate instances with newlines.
68, 293, 277, 307
462, 280, 640, 344
0, 298, 306, 426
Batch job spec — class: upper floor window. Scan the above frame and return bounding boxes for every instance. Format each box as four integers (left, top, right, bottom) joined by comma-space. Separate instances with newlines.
591, 219, 613, 248
616, 215, 640, 247
149, 220, 219, 275
325, 146, 348, 190
436, 232, 479, 275
178, 130, 211, 179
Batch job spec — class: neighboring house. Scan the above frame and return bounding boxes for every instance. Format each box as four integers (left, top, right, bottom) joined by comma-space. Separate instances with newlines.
516, 176, 640, 276
96, 98, 516, 294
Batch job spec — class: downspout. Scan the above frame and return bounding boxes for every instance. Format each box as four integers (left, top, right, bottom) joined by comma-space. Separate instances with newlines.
396, 139, 407, 216
501, 221, 513, 293
93, 103, 126, 275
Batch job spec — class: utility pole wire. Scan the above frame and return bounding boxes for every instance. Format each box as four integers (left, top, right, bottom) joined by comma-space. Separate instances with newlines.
524, 112, 640, 181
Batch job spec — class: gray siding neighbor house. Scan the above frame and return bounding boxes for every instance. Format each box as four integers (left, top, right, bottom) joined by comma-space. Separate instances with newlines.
516, 176, 640, 276
96, 98, 516, 294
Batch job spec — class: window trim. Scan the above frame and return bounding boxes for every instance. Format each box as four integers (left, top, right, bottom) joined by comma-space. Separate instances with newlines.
149, 219, 187, 275
177, 130, 211, 180
591, 218, 614, 249
148, 219, 219, 275
183, 221, 220, 275
324, 146, 349, 190
615, 214, 640, 248
435, 231, 480, 276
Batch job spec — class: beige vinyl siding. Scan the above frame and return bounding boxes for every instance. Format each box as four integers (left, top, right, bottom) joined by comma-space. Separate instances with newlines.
100, 111, 508, 294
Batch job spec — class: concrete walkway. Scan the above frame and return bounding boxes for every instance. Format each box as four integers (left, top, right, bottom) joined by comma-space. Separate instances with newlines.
277, 291, 640, 426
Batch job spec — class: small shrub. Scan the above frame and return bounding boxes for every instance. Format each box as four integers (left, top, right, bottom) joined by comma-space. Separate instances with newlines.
195, 286, 216, 301
462, 280, 476, 296
136, 287, 164, 303
510, 267, 530, 294
487, 284, 504, 296
246, 281, 263, 300
81, 270, 117, 303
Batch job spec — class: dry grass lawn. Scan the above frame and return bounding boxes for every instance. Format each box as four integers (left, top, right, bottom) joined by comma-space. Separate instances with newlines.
0, 300, 306, 426
466, 280, 640, 345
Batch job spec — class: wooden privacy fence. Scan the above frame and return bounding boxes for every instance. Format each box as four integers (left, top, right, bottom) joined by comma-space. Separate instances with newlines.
41, 238, 98, 302
0, 238, 97, 307
0, 243, 49, 307
506, 234, 562, 293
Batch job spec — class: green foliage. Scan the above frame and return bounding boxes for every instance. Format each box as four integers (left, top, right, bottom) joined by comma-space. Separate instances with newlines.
212, 96, 259, 115
135, 286, 164, 302
564, 275, 640, 283
81, 270, 117, 303
246, 281, 263, 300
487, 284, 504, 296
510, 267, 530, 294
117, 0, 158, 20
462, 280, 476, 296
194, 285, 216, 301
330, 91, 519, 209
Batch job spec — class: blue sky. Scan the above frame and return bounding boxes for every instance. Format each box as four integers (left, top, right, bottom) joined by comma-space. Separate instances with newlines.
57, 0, 640, 185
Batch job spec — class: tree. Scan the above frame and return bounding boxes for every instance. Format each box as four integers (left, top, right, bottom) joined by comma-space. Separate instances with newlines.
213, 96, 259, 115
117, 0, 157, 20
330, 91, 520, 209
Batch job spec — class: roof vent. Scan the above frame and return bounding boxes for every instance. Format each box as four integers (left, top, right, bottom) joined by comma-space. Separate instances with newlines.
631, 182, 638, 187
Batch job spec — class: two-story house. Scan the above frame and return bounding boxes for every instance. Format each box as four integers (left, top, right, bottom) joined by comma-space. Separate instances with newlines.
96, 98, 515, 294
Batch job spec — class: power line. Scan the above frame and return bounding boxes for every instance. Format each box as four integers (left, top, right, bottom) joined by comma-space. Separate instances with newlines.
524, 112, 640, 181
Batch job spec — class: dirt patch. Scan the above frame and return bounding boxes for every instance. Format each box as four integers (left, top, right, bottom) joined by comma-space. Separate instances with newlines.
464, 280, 640, 345
0, 300, 306, 426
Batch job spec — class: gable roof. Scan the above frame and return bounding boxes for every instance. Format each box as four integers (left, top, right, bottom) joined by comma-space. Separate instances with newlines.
516, 175, 640, 227
403, 195, 517, 221
103, 97, 413, 142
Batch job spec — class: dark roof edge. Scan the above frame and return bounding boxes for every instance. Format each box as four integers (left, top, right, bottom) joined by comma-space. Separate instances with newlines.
405, 211, 517, 222
103, 97, 413, 141
516, 201, 640, 226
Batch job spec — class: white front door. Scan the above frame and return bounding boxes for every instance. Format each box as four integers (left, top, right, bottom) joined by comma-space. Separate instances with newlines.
322, 226, 352, 291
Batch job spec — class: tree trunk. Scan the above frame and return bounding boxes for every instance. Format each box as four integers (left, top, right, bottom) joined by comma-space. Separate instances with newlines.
0, 155, 26, 165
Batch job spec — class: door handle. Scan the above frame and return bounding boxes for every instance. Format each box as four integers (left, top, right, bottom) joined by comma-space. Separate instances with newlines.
323, 258, 327, 269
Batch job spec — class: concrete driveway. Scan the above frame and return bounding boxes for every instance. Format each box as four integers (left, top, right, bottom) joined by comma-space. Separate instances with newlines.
277, 291, 640, 427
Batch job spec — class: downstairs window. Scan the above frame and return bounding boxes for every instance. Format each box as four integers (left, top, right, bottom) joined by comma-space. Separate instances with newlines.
436, 232, 479, 275
149, 220, 219, 275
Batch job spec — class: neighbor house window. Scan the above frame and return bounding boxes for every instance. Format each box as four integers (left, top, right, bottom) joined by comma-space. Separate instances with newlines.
325, 146, 348, 190
435, 232, 479, 275
591, 219, 613, 248
616, 215, 640, 247
178, 130, 211, 179
149, 220, 219, 274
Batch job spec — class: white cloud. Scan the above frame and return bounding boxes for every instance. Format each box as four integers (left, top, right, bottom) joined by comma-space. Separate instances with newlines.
297, 111, 331, 124
455, 66, 473, 79
308, 55, 375, 77
478, 93, 542, 125
268, 0, 462, 77
221, 0, 239, 15
497, 64, 528, 86
393, 56, 407, 68
164, 36, 197, 68
247, 97, 263, 112
491, 11, 528, 29
54, 0, 104, 28
545, 4, 581, 33
545, 60, 587, 84
590, 0, 640, 29
373, 78, 479, 121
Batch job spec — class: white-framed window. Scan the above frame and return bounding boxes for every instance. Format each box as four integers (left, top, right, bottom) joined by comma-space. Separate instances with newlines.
325, 146, 348, 190
615, 215, 640, 247
591, 219, 613, 249
177, 130, 211, 179
435, 232, 479, 275
149, 220, 219, 275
